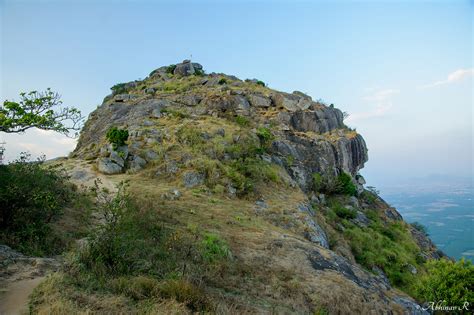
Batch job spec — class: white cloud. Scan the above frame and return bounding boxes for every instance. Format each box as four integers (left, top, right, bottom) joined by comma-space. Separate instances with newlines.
419, 68, 474, 89
1, 128, 77, 162
346, 103, 393, 122
346, 88, 398, 123
362, 89, 399, 102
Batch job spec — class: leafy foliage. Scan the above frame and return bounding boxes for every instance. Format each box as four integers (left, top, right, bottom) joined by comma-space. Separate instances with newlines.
311, 172, 356, 196
77, 182, 231, 278
218, 78, 227, 85
110, 83, 128, 95
256, 80, 265, 87
0, 154, 80, 255
333, 205, 356, 219
413, 258, 474, 307
166, 64, 177, 74
235, 115, 250, 127
335, 172, 357, 196
106, 127, 129, 148
201, 233, 230, 263
256, 127, 273, 146
312, 173, 323, 192
344, 220, 421, 289
194, 68, 204, 76
411, 222, 429, 236
0, 89, 83, 136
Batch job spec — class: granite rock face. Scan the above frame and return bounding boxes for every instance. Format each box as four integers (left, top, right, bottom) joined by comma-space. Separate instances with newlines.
271, 133, 367, 191
74, 62, 368, 193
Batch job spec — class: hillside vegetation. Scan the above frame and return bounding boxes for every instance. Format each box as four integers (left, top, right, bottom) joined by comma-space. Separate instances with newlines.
1, 60, 471, 314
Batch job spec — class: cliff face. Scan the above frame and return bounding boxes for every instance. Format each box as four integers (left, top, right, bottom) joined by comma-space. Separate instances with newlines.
69, 60, 441, 313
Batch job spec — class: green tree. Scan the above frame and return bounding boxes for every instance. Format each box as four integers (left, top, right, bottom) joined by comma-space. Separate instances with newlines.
0, 88, 83, 136
414, 258, 474, 307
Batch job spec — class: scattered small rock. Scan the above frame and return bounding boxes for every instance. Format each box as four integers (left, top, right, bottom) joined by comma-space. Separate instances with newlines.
162, 189, 182, 200
182, 171, 205, 188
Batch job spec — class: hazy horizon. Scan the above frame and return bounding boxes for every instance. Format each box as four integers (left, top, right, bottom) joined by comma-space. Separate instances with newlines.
1, 0, 472, 190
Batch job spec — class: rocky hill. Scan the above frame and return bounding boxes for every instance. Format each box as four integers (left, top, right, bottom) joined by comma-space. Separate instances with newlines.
32, 60, 444, 314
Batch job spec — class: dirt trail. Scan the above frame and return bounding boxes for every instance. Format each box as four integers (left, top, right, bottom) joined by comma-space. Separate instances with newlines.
0, 245, 59, 315
0, 277, 45, 315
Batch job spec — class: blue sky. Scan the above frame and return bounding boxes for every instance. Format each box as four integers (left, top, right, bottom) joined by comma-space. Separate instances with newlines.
1, 0, 472, 189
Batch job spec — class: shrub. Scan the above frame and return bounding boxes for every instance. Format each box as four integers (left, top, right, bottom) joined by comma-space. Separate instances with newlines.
309, 173, 356, 196
226, 157, 279, 195
194, 68, 204, 76
335, 172, 357, 196
158, 279, 211, 311
176, 126, 204, 146
78, 183, 172, 277
110, 83, 128, 95
360, 189, 378, 204
235, 115, 250, 127
414, 258, 474, 307
106, 127, 129, 149
201, 233, 230, 263
0, 154, 78, 255
256, 80, 265, 87
312, 173, 323, 192
166, 64, 176, 74
110, 276, 160, 300
343, 221, 421, 289
218, 78, 227, 85
411, 222, 429, 236
333, 205, 356, 220
256, 127, 273, 146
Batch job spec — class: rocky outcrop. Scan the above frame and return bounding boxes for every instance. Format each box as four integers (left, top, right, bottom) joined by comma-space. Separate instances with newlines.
271, 133, 367, 191
73, 61, 368, 194
173, 59, 203, 76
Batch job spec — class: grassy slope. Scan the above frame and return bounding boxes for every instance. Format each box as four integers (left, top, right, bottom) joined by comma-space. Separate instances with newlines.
28, 73, 427, 313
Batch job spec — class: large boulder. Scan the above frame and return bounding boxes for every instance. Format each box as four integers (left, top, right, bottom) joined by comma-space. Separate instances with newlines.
182, 171, 205, 188
272, 92, 312, 111
97, 158, 123, 174
129, 155, 147, 172
174, 60, 203, 76
247, 93, 272, 108
277, 107, 344, 133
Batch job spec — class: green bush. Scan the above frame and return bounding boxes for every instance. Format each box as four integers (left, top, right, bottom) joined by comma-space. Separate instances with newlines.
166, 64, 176, 74
0, 154, 78, 255
414, 258, 474, 307
333, 205, 357, 219
226, 157, 279, 195
110, 83, 128, 95
344, 221, 421, 289
201, 233, 230, 263
106, 127, 129, 149
411, 222, 429, 236
194, 68, 204, 76
256, 80, 265, 87
218, 78, 227, 85
312, 173, 323, 192
309, 172, 356, 196
78, 183, 173, 277
335, 172, 357, 196
256, 127, 273, 146
235, 115, 250, 127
